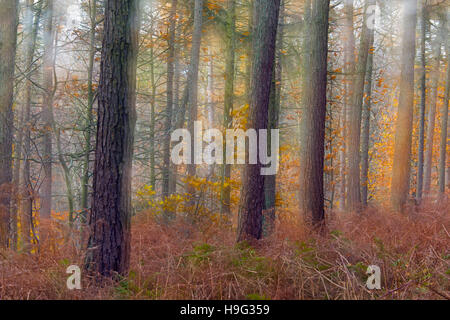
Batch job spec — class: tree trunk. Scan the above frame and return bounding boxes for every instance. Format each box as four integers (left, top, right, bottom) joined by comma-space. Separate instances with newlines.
263, 0, 285, 236
81, 0, 97, 221
298, 0, 330, 225
361, 8, 375, 207
41, 0, 55, 220
21, 0, 42, 252
439, 15, 449, 195
85, 0, 140, 278
186, 0, 204, 207
221, 0, 236, 216
0, 0, 18, 248
416, 2, 428, 202
391, 0, 417, 211
162, 0, 177, 222
423, 18, 443, 194
237, 0, 281, 242
347, 0, 374, 211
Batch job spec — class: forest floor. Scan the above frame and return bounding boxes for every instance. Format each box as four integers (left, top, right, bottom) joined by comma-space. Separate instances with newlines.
0, 199, 449, 300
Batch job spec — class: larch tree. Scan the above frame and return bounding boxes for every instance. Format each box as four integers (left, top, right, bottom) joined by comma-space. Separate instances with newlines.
391, 0, 418, 211
0, 0, 18, 248
85, 0, 140, 278
237, 0, 281, 242
298, 0, 330, 225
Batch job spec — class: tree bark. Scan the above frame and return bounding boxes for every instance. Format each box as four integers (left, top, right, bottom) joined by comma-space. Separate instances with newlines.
221, 0, 236, 216
298, 0, 330, 225
85, 0, 140, 278
416, 1, 428, 202
439, 14, 449, 195
237, 0, 281, 242
41, 0, 55, 220
0, 0, 18, 248
423, 18, 444, 194
162, 0, 177, 222
361, 8, 375, 207
391, 0, 417, 211
347, 0, 374, 211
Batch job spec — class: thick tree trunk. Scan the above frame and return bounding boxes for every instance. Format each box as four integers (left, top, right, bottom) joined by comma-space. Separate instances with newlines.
391, 0, 417, 211
237, 0, 281, 242
417, 2, 428, 202
298, 0, 330, 225
0, 0, 18, 248
85, 0, 140, 278
347, 0, 374, 211
41, 0, 55, 220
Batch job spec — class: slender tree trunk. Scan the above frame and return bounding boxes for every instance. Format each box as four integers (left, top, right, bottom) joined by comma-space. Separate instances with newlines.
186, 0, 204, 206
41, 0, 55, 220
85, 0, 140, 278
417, 2, 428, 202
423, 19, 443, 194
339, 0, 355, 210
237, 0, 281, 242
298, 0, 330, 225
439, 16, 449, 195
263, 0, 285, 236
0, 0, 18, 248
81, 0, 97, 221
347, 0, 374, 211
162, 0, 177, 222
361, 19, 375, 207
21, 0, 42, 252
221, 0, 236, 216
391, 0, 417, 211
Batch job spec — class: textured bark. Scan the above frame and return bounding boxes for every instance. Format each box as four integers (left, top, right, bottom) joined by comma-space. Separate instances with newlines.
361, 13, 375, 207
237, 0, 281, 242
41, 0, 55, 220
347, 0, 374, 211
391, 0, 417, 211
0, 0, 18, 247
416, 2, 428, 202
85, 0, 140, 278
298, 0, 330, 225
162, 0, 177, 222
423, 18, 443, 194
221, 0, 236, 216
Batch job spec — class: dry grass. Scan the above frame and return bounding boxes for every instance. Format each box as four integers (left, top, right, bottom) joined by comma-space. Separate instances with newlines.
0, 200, 448, 300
